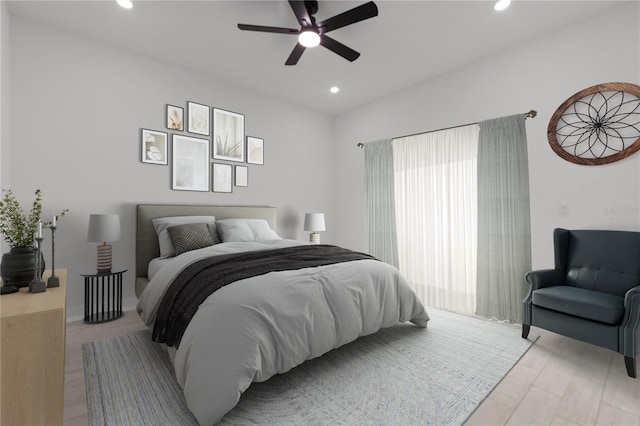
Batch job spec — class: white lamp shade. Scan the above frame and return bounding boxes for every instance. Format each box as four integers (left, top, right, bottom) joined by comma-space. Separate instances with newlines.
87, 214, 121, 242
304, 213, 326, 232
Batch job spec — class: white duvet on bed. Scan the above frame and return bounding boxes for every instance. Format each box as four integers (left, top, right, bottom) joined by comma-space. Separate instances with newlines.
137, 240, 429, 425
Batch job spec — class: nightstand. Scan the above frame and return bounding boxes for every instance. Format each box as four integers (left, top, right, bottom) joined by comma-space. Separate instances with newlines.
81, 269, 126, 323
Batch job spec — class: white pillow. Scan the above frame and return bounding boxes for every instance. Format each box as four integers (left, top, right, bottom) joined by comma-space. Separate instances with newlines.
152, 215, 220, 258
216, 219, 281, 242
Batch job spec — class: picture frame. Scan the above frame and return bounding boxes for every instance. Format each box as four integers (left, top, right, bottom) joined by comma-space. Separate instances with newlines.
212, 163, 233, 193
213, 108, 245, 162
141, 129, 168, 165
187, 101, 210, 135
166, 104, 184, 131
247, 136, 264, 165
172, 135, 210, 191
235, 165, 248, 187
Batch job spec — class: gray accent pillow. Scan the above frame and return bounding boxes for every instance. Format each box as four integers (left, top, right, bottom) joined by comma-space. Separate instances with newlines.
152, 215, 220, 258
216, 219, 281, 242
167, 223, 215, 256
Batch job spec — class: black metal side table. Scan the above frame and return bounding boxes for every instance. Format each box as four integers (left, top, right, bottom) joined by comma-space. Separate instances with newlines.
82, 269, 126, 323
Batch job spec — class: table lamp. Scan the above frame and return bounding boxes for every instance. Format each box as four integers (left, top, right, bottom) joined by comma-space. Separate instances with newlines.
304, 213, 325, 244
87, 214, 121, 274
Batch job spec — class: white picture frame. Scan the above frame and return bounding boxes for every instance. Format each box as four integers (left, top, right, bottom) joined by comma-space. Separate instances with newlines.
166, 104, 184, 131
172, 135, 210, 191
213, 108, 245, 162
187, 101, 210, 135
212, 163, 233, 193
247, 136, 264, 165
235, 165, 248, 187
141, 129, 168, 165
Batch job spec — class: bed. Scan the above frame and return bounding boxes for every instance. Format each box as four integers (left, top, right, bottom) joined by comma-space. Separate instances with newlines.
135, 204, 429, 425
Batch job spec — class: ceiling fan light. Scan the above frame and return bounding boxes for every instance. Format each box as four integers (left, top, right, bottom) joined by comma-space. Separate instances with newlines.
494, 0, 511, 11
116, 0, 133, 9
298, 31, 321, 48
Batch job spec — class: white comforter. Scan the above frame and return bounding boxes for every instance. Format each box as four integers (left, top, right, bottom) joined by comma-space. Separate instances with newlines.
137, 240, 429, 425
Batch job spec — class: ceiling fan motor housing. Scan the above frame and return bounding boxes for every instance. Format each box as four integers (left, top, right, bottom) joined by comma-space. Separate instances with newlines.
304, 0, 319, 18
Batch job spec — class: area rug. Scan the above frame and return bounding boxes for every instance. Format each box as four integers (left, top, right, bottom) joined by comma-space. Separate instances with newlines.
83, 308, 536, 425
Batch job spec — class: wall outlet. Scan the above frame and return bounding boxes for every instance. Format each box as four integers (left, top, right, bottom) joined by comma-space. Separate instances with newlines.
558, 205, 568, 217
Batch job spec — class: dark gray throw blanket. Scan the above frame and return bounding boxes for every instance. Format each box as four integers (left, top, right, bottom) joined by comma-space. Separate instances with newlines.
152, 244, 376, 348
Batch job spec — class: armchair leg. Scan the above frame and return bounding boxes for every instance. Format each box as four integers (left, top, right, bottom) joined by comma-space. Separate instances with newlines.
522, 324, 530, 339
624, 356, 636, 378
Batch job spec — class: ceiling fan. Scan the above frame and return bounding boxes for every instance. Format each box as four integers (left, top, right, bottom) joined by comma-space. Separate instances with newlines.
237, 0, 378, 66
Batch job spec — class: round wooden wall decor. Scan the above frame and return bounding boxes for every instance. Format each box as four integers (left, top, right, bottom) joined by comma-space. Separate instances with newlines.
547, 82, 640, 165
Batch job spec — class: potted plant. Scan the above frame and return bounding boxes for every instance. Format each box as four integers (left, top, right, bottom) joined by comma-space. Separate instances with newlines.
0, 189, 67, 287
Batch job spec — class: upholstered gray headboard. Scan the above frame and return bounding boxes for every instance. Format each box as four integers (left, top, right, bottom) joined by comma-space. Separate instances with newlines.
135, 204, 277, 297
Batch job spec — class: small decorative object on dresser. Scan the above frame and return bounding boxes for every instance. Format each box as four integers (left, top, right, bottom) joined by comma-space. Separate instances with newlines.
47, 215, 60, 288
0, 189, 67, 289
87, 213, 121, 274
29, 224, 46, 293
304, 213, 326, 244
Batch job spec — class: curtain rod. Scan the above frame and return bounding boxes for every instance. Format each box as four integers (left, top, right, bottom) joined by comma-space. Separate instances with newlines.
356, 110, 537, 148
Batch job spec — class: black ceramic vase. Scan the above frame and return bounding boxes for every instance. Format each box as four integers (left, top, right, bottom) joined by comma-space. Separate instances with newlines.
1, 247, 45, 288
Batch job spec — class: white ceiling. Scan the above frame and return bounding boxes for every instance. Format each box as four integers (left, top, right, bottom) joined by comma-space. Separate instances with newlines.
7, 0, 622, 115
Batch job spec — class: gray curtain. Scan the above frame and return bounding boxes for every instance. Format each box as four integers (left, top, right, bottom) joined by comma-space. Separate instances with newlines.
475, 115, 532, 322
364, 139, 399, 268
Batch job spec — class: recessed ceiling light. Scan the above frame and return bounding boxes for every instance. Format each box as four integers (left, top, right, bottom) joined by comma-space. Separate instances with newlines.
494, 0, 511, 11
330, 86, 340, 94
298, 31, 321, 48
117, 0, 133, 9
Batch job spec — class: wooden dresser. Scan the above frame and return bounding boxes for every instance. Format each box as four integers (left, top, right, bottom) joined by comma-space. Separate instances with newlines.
0, 269, 66, 426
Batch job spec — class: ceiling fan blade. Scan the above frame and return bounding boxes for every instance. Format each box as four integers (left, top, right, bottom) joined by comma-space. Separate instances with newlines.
288, 0, 312, 26
285, 43, 306, 66
238, 24, 299, 34
318, 1, 378, 33
319, 35, 360, 62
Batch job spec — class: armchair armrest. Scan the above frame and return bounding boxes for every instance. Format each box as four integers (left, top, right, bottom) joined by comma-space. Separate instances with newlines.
620, 285, 640, 359
624, 285, 640, 310
522, 268, 564, 326
525, 269, 564, 291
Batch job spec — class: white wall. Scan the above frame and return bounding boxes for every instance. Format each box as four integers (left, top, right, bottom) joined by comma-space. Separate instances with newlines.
0, 0, 10, 228
8, 17, 333, 319
332, 2, 640, 269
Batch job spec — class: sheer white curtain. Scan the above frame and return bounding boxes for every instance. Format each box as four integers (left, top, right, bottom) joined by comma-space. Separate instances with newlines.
393, 125, 479, 314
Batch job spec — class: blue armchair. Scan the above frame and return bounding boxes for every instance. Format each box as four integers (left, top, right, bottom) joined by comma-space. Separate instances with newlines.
522, 228, 640, 378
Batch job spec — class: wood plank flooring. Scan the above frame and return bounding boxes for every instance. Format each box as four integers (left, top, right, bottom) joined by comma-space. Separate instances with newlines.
64, 312, 639, 425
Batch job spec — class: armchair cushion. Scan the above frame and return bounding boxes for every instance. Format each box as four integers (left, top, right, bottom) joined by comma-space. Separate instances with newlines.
532, 286, 625, 325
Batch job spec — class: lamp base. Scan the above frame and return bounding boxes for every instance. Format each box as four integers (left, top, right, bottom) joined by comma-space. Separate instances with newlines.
97, 243, 112, 274
309, 232, 320, 244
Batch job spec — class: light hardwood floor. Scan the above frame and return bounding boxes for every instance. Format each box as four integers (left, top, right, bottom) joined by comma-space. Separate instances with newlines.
65, 312, 639, 426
